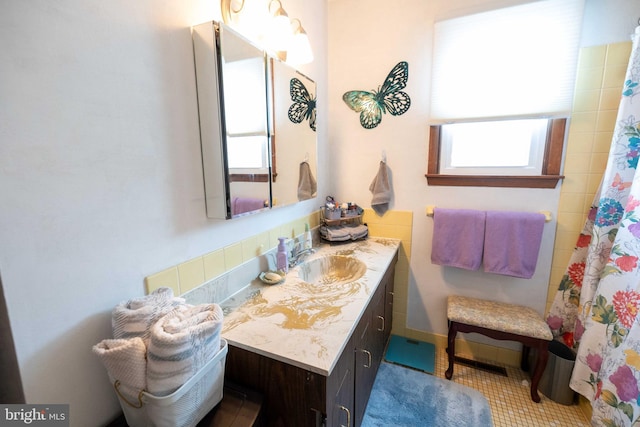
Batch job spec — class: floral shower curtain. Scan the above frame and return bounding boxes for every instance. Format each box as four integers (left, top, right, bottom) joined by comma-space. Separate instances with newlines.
546, 27, 640, 426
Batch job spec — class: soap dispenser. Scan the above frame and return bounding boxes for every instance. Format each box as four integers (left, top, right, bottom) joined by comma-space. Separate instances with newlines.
303, 223, 312, 250
277, 237, 289, 273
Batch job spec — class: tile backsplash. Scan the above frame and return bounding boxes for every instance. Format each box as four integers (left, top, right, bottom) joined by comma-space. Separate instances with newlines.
145, 211, 321, 296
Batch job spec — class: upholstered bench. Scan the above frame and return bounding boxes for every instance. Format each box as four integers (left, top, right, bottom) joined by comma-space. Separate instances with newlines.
445, 295, 553, 402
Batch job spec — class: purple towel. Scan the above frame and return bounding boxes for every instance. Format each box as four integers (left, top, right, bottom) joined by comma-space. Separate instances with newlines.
232, 197, 266, 215
431, 208, 485, 270
483, 211, 545, 279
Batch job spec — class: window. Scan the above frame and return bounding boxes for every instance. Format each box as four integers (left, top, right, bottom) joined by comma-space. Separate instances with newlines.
427, 0, 583, 187
441, 119, 548, 176
427, 118, 566, 188
222, 55, 272, 183
226, 135, 269, 169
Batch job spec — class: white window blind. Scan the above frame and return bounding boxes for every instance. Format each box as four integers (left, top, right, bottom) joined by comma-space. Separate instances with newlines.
431, 0, 584, 122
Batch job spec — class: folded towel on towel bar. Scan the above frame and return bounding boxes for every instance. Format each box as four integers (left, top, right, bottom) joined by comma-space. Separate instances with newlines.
431, 208, 486, 271
483, 210, 545, 279
112, 287, 185, 344
232, 197, 267, 215
92, 337, 148, 405
146, 303, 224, 396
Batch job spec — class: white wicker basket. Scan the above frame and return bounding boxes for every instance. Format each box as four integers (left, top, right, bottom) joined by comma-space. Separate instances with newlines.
116, 339, 228, 427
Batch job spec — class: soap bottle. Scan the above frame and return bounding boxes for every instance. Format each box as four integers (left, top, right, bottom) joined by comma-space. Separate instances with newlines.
276, 237, 289, 273
303, 223, 312, 250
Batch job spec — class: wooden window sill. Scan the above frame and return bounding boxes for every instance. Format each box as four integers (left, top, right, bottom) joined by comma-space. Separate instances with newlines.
425, 174, 564, 188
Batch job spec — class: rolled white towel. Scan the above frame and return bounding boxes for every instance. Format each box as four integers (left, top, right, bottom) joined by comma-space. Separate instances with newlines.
112, 287, 185, 344
92, 338, 147, 406
147, 304, 224, 396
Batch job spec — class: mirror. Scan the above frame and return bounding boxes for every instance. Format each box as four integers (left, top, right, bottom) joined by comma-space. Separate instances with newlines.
219, 23, 272, 218
192, 21, 318, 219
269, 57, 317, 207
192, 21, 228, 219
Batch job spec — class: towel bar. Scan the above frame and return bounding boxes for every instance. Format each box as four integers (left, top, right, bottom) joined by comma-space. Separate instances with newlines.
425, 205, 552, 223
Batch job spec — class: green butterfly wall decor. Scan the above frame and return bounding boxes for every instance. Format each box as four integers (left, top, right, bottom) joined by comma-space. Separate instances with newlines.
342, 61, 411, 129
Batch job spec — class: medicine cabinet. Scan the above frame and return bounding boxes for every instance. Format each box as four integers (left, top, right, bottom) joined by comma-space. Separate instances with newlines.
192, 21, 318, 219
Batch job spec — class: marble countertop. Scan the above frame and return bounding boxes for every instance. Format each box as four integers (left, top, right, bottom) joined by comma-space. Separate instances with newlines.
220, 237, 400, 376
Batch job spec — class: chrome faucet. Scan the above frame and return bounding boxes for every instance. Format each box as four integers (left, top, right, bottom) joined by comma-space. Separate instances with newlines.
288, 238, 315, 268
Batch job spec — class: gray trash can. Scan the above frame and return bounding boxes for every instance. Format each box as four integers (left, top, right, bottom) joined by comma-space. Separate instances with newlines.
538, 340, 576, 405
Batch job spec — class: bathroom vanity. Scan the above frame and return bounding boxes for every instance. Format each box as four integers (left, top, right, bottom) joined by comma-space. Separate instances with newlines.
219, 238, 399, 427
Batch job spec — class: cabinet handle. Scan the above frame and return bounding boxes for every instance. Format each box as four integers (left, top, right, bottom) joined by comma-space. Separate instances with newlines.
339, 405, 351, 427
377, 315, 385, 332
388, 291, 394, 305
362, 349, 372, 368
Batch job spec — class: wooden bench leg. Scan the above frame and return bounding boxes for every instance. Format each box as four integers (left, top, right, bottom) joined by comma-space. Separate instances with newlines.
529, 340, 549, 403
444, 320, 550, 403
445, 321, 457, 380
521, 345, 530, 372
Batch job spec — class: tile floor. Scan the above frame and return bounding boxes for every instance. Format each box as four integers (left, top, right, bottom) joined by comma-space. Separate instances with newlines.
433, 346, 590, 426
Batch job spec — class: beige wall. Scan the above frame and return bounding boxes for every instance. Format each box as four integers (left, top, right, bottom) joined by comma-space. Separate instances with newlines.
0, 1, 328, 426
329, 0, 562, 358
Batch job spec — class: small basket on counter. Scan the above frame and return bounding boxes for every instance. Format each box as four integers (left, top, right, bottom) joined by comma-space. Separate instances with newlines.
324, 207, 342, 220
322, 197, 363, 220
343, 206, 361, 217
320, 200, 367, 242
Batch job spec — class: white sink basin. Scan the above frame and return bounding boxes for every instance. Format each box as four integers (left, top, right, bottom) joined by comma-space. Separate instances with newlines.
298, 255, 367, 285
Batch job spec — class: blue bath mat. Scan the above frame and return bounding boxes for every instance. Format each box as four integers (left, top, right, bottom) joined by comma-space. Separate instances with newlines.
384, 335, 435, 374
362, 362, 493, 426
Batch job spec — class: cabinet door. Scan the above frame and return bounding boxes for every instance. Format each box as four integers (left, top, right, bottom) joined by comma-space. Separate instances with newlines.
383, 265, 395, 342
370, 283, 387, 372
328, 336, 354, 427
354, 312, 374, 426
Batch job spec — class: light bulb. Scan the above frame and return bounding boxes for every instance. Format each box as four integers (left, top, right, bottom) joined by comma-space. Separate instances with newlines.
287, 24, 313, 65
267, 0, 292, 52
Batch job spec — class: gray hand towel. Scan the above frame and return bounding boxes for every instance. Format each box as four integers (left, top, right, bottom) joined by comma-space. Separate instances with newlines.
297, 161, 317, 201
369, 161, 392, 215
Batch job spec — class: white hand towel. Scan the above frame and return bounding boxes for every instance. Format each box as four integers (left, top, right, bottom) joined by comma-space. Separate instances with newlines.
297, 161, 317, 200
369, 161, 392, 215
92, 337, 147, 405
112, 287, 185, 344
147, 304, 224, 396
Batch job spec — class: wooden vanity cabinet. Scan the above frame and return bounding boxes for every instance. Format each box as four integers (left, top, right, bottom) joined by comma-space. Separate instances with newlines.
353, 287, 379, 424
224, 257, 396, 427
353, 260, 395, 426
327, 334, 355, 427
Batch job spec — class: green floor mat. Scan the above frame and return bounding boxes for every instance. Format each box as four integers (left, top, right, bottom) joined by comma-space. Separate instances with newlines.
384, 335, 435, 374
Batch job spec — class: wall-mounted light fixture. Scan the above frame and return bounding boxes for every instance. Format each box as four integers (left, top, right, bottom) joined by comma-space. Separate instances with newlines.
220, 0, 314, 65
